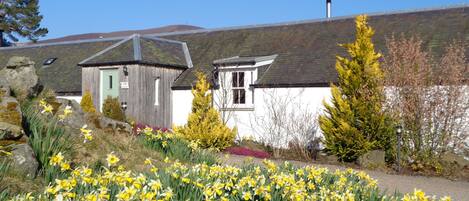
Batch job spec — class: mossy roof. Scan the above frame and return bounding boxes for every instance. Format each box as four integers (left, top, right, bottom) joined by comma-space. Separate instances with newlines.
0, 39, 119, 93
161, 5, 469, 89
79, 35, 189, 68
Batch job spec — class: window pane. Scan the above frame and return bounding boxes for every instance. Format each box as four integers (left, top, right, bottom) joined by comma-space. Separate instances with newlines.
239, 72, 244, 87
233, 89, 239, 104
155, 78, 159, 105
109, 75, 113, 89
240, 89, 246, 104
232, 72, 238, 87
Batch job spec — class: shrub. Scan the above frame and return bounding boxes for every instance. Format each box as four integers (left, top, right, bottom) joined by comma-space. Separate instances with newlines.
102, 96, 125, 121
174, 72, 236, 150
319, 15, 393, 162
80, 90, 96, 113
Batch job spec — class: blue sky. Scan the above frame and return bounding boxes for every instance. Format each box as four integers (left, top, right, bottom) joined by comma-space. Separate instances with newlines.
37, 0, 469, 40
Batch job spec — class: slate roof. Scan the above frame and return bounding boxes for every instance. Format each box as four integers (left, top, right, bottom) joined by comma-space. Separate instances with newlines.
0, 38, 120, 93
79, 34, 191, 68
160, 5, 469, 89
0, 5, 468, 93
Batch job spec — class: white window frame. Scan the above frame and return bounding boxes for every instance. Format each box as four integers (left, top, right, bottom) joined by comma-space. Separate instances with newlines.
232, 71, 246, 105
154, 77, 160, 106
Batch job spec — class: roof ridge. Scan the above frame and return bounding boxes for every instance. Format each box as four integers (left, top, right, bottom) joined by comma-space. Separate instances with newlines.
1, 4, 467, 51
0, 36, 125, 51
133, 34, 142, 61
78, 35, 134, 65
150, 4, 469, 37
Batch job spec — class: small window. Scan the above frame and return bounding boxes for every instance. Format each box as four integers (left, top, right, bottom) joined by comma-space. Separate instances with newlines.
232, 72, 246, 104
109, 75, 113, 89
43, 58, 57, 65
154, 78, 160, 106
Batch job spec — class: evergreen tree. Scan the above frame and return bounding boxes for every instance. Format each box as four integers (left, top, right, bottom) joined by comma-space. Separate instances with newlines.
0, 0, 47, 46
175, 71, 236, 149
319, 15, 393, 162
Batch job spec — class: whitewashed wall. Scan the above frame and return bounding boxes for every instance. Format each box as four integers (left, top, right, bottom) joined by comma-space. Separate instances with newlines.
172, 90, 194, 126
172, 87, 332, 141
57, 96, 82, 104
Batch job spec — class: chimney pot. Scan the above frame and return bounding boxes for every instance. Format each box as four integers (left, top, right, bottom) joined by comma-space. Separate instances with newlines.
326, 0, 331, 18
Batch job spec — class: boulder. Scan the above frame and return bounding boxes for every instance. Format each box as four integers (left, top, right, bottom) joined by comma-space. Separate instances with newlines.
9, 143, 38, 179
0, 122, 24, 140
56, 98, 87, 130
441, 152, 469, 167
358, 150, 386, 168
0, 96, 22, 126
0, 56, 41, 98
98, 116, 132, 133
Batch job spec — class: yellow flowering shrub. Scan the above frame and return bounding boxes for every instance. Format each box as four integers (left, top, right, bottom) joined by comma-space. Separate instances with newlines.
174, 72, 236, 150
80, 90, 96, 113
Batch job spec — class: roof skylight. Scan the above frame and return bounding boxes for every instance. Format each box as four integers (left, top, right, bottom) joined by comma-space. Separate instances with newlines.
43, 58, 57, 65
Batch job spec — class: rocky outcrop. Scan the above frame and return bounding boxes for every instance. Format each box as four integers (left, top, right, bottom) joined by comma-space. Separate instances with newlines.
9, 143, 38, 179
56, 98, 87, 130
358, 150, 386, 168
97, 115, 132, 133
0, 93, 24, 140
0, 122, 24, 140
0, 56, 41, 99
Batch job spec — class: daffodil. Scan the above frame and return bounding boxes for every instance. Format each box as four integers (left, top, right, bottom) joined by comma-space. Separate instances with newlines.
41, 104, 53, 114
50, 152, 64, 166
81, 124, 93, 143
106, 153, 120, 167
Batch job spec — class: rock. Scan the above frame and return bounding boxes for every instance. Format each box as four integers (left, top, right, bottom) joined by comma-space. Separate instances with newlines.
0, 56, 41, 98
98, 116, 132, 133
56, 98, 87, 130
316, 152, 340, 163
441, 152, 469, 167
0, 86, 10, 97
9, 143, 38, 179
0, 122, 24, 140
0, 96, 22, 126
358, 150, 386, 168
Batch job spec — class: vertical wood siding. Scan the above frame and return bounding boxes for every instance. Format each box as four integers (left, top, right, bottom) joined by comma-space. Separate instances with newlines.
81, 64, 183, 128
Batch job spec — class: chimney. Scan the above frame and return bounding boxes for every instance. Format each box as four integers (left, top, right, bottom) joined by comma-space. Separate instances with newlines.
326, 0, 331, 18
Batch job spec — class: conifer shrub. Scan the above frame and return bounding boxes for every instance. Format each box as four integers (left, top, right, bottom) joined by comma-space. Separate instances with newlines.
80, 90, 96, 113
319, 15, 393, 162
174, 72, 236, 150
102, 96, 125, 122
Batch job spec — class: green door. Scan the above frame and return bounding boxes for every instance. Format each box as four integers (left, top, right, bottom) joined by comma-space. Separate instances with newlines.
101, 69, 119, 110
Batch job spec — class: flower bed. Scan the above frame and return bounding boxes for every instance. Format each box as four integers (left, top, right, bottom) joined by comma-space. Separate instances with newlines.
225, 146, 271, 159
12, 154, 450, 201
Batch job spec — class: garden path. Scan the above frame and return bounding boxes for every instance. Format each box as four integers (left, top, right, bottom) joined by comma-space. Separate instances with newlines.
220, 154, 469, 200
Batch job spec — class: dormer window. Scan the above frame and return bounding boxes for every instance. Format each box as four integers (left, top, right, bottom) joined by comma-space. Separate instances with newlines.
232, 72, 246, 104
43, 58, 57, 65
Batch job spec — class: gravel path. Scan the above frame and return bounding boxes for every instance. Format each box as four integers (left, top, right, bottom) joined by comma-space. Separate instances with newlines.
220, 154, 469, 200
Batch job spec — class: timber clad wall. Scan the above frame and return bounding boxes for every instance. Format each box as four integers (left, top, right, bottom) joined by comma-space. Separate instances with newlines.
82, 64, 183, 127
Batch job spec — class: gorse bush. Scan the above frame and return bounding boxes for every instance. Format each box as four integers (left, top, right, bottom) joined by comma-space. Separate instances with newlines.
174, 72, 236, 150
319, 15, 393, 162
80, 90, 96, 113
140, 126, 218, 165
102, 96, 125, 121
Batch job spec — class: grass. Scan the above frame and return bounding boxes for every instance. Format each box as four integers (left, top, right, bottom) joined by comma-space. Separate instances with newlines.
140, 129, 218, 165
